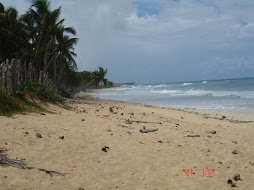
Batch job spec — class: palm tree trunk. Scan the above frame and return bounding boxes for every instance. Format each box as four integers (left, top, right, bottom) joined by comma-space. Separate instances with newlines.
57, 65, 65, 89
43, 41, 48, 73
54, 58, 57, 89
57, 55, 65, 89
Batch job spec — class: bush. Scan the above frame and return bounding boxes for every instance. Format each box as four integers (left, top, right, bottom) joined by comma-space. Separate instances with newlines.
0, 91, 23, 115
21, 82, 63, 102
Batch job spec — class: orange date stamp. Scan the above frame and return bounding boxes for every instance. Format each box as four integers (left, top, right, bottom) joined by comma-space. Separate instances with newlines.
185, 168, 215, 177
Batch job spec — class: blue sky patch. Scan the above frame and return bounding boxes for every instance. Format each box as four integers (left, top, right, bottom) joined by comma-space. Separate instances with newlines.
240, 21, 248, 26
133, 1, 160, 18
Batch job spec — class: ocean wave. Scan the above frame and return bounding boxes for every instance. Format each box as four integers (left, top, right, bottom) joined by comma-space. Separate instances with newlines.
183, 90, 254, 99
202, 81, 207, 84
150, 90, 180, 94
183, 89, 212, 96
155, 84, 166, 88
150, 89, 213, 96
183, 83, 192, 86
116, 87, 132, 91
149, 89, 254, 99
131, 85, 141, 88
198, 106, 238, 110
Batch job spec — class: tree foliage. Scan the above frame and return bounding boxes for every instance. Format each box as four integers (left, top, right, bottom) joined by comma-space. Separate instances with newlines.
0, 0, 113, 94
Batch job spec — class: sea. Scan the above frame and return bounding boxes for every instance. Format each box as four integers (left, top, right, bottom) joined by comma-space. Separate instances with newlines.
95, 78, 254, 114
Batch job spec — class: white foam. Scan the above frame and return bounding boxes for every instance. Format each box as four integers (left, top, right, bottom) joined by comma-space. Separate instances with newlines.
202, 81, 207, 84
183, 89, 212, 96
155, 84, 166, 88
150, 90, 180, 94
212, 91, 254, 99
183, 83, 193, 86
149, 89, 254, 99
116, 88, 130, 91
181, 90, 254, 99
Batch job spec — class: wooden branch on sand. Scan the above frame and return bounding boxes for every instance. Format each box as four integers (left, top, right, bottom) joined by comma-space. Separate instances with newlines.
0, 149, 34, 170
0, 148, 65, 177
38, 168, 66, 177
185, 135, 201, 137
117, 124, 134, 129
140, 128, 158, 133
126, 119, 162, 125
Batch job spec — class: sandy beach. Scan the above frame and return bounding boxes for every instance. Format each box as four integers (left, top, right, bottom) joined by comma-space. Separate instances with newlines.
0, 94, 254, 190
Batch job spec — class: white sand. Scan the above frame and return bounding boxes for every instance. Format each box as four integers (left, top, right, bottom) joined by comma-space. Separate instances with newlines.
0, 96, 254, 189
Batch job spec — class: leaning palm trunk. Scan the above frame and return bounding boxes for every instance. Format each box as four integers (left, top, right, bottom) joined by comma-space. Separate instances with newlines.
70, 78, 96, 97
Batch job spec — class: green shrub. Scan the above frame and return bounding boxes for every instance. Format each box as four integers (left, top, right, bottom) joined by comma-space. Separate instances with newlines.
21, 82, 63, 102
0, 91, 23, 115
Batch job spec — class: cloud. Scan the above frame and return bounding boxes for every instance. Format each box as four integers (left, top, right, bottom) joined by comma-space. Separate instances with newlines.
1, 0, 254, 83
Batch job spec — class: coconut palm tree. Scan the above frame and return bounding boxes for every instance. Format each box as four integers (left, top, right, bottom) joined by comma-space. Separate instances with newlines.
22, 0, 64, 73
0, 0, 84, 94
0, 3, 27, 61
21, 0, 79, 87
91, 67, 108, 86
54, 27, 78, 88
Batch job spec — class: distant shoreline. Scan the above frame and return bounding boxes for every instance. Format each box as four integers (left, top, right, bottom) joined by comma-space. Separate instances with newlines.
91, 78, 254, 115
76, 90, 254, 123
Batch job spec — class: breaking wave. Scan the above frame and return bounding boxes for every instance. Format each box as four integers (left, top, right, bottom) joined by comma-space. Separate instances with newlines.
149, 89, 254, 99
183, 83, 193, 86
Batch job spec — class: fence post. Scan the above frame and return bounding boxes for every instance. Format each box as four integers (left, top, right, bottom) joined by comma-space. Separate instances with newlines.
2, 60, 8, 93
17, 59, 21, 92
28, 63, 32, 83
11, 59, 17, 95
0, 62, 3, 91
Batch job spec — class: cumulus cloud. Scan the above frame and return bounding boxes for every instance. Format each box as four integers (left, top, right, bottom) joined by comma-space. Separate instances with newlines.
2, 0, 254, 83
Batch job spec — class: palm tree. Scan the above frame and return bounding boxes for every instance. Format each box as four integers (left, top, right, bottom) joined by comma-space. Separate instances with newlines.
0, 3, 27, 61
22, 0, 63, 73
21, 0, 79, 87
91, 67, 108, 86
0, 0, 81, 94
54, 28, 78, 88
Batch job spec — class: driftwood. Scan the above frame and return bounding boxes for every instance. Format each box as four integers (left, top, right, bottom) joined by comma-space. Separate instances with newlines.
126, 119, 162, 125
228, 119, 253, 123
140, 128, 158, 133
117, 124, 134, 129
38, 168, 66, 177
0, 148, 65, 177
185, 135, 201, 137
0, 149, 34, 170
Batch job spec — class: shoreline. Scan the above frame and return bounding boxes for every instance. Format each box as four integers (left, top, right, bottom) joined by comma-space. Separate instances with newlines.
78, 91, 254, 123
91, 83, 254, 115
90, 86, 254, 115
1, 94, 254, 189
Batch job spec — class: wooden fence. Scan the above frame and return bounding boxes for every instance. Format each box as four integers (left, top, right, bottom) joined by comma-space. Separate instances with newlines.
0, 59, 52, 94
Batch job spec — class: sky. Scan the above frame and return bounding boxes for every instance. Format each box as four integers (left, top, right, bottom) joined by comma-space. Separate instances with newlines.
2, 0, 254, 84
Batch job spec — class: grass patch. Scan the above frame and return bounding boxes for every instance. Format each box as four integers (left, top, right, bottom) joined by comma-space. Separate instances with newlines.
0, 83, 70, 116
0, 91, 48, 116
0, 92, 23, 115
22, 82, 63, 103
22, 83, 71, 109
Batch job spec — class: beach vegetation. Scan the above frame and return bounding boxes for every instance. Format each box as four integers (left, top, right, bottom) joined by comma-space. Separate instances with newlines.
21, 82, 63, 102
0, 90, 47, 116
0, 0, 113, 115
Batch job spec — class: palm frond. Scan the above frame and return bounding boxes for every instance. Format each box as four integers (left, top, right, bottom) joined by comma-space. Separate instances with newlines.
64, 27, 76, 35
